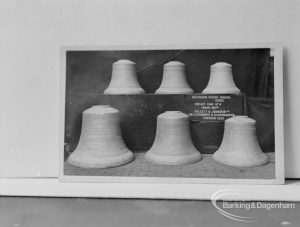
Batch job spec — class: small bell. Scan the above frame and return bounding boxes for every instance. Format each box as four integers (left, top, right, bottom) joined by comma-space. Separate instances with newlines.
155, 61, 194, 94
202, 62, 241, 94
67, 105, 134, 168
213, 116, 269, 167
145, 111, 202, 165
104, 59, 145, 94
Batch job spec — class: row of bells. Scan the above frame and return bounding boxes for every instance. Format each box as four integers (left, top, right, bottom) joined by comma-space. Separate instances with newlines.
104, 60, 241, 94
67, 105, 269, 168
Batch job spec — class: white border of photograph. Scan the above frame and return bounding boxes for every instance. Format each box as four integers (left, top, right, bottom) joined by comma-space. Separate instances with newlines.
58, 43, 284, 185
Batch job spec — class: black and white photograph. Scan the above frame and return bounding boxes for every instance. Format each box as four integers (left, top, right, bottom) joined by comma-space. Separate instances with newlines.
2, 1, 300, 227
60, 44, 284, 184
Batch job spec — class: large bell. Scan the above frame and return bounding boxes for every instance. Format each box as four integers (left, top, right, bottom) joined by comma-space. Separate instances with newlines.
213, 116, 269, 167
145, 111, 202, 165
155, 61, 194, 94
104, 59, 145, 94
202, 62, 241, 94
67, 105, 134, 168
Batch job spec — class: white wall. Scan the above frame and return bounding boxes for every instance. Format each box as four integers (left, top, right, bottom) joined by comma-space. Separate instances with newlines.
0, 0, 299, 177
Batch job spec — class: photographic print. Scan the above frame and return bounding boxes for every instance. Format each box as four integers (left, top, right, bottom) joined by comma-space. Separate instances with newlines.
59, 44, 284, 185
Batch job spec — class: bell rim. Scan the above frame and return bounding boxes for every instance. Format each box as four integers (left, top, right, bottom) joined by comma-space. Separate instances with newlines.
145, 151, 202, 165
67, 150, 135, 168
212, 149, 269, 168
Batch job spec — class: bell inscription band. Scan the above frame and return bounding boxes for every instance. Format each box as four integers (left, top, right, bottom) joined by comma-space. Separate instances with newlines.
104, 59, 145, 94
155, 61, 194, 94
202, 62, 241, 94
145, 111, 202, 165
213, 116, 269, 167
67, 105, 134, 168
